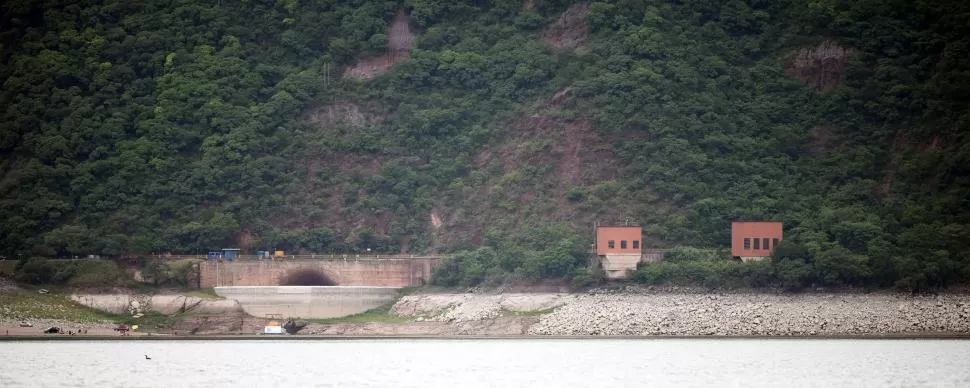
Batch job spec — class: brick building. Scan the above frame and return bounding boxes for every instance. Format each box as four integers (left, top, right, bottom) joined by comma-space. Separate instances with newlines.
594, 225, 644, 279
731, 221, 783, 262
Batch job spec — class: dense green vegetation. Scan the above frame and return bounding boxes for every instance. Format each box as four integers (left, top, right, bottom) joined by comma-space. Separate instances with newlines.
629, 244, 872, 291
10, 258, 125, 286
2, 0, 969, 291
5, 257, 197, 288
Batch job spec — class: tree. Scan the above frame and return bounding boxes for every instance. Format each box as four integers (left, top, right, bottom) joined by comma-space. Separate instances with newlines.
813, 246, 871, 286
141, 260, 170, 286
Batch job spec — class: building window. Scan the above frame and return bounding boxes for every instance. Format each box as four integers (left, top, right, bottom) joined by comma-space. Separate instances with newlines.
633, 240, 640, 249
754, 238, 761, 250
621, 240, 627, 249
763, 238, 770, 250
773, 238, 780, 249
608, 240, 615, 249
744, 238, 751, 250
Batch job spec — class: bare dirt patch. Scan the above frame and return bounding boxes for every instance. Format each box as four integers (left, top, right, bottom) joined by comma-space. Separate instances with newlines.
302, 101, 378, 127
880, 130, 906, 196
496, 90, 617, 190
785, 40, 854, 91
171, 313, 268, 335
429, 89, 626, 246
344, 9, 415, 80
0, 277, 20, 292
540, 2, 590, 49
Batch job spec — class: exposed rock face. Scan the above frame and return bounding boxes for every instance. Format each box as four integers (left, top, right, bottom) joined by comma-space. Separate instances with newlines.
171, 313, 267, 335
71, 294, 242, 315
392, 293, 565, 321
540, 2, 590, 49
496, 110, 616, 189
785, 40, 854, 91
344, 9, 415, 80
386, 9, 414, 53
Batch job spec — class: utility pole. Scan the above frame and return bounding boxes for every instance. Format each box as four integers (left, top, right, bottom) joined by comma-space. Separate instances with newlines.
323, 61, 335, 122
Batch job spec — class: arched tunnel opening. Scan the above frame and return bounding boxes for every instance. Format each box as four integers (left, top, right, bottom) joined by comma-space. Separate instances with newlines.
279, 268, 337, 286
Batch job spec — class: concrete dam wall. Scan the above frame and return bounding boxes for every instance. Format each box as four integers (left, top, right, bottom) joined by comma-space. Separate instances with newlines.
199, 257, 442, 288
214, 286, 400, 319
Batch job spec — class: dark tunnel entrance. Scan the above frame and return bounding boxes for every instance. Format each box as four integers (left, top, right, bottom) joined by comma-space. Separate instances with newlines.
279, 268, 337, 286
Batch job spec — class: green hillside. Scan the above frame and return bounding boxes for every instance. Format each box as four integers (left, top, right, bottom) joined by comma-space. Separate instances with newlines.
2, 0, 968, 289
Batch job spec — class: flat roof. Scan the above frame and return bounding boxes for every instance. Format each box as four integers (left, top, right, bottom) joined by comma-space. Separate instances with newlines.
732, 220, 783, 223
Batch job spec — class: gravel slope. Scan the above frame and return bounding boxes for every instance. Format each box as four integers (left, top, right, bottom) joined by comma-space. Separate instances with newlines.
392, 291, 970, 336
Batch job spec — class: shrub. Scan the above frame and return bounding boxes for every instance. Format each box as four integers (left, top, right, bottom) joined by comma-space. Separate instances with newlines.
663, 246, 724, 263
569, 267, 603, 290
482, 267, 510, 287
68, 261, 124, 286
632, 259, 776, 289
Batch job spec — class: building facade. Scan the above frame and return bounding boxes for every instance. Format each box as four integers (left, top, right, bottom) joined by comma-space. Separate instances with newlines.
594, 226, 644, 279
731, 221, 783, 261
595, 226, 643, 255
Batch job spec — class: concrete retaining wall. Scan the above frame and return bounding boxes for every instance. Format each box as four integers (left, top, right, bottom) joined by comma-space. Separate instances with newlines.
214, 286, 400, 319
199, 258, 441, 288
601, 254, 642, 279
71, 294, 243, 315
740, 256, 770, 262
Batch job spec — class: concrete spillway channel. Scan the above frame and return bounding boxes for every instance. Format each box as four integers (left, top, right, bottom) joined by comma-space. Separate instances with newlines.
213, 286, 400, 319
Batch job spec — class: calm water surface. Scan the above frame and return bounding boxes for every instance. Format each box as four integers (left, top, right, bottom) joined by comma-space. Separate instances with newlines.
1, 339, 968, 387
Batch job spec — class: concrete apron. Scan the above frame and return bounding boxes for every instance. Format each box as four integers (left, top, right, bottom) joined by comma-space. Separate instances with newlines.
214, 286, 401, 319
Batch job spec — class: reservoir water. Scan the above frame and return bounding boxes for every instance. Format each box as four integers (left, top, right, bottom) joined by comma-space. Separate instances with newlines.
1, 339, 968, 387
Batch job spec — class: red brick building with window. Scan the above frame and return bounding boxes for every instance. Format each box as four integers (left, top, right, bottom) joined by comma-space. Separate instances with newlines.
731, 221, 783, 261
594, 225, 644, 279
596, 226, 643, 255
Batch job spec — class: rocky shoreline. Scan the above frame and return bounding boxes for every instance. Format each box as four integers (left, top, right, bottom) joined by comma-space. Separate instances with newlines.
527, 292, 970, 336
382, 291, 970, 337
3, 288, 970, 337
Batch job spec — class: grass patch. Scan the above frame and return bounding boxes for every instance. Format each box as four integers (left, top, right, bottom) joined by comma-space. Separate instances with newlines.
2, 259, 127, 288
67, 260, 126, 286
0, 291, 122, 323
500, 306, 560, 317
307, 301, 413, 324
185, 288, 224, 299
119, 311, 192, 330
396, 286, 425, 296
0, 261, 16, 276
